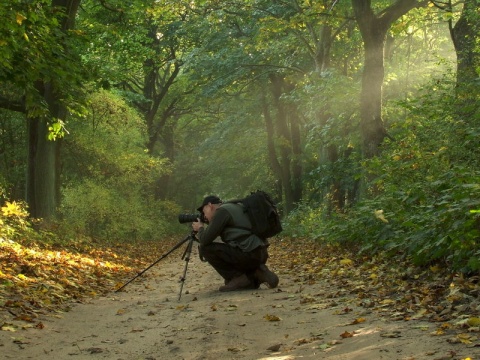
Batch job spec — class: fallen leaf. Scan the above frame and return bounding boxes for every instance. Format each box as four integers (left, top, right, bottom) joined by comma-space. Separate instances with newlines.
1, 324, 17, 332
87, 347, 103, 354
267, 343, 282, 351
340, 259, 353, 266
318, 343, 331, 350
380, 331, 401, 338
351, 317, 366, 324
264, 314, 281, 321
457, 333, 473, 344
467, 318, 480, 327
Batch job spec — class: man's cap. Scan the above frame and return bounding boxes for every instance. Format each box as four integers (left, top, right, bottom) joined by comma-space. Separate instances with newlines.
197, 195, 222, 212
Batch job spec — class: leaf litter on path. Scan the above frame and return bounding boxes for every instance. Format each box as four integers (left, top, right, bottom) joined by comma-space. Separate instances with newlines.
1, 236, 480, 359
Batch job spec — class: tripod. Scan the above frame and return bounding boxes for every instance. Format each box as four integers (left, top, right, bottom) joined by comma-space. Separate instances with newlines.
115, 231, 197, 301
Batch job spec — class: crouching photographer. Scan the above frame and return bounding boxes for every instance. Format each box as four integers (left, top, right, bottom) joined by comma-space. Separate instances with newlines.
191, 195, 279, 292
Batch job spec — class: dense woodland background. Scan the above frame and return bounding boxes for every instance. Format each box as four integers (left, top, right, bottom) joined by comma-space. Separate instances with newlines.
0, 0, 479, 273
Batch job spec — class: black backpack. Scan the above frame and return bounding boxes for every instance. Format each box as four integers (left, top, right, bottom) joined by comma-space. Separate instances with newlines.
230, 190, 283, 239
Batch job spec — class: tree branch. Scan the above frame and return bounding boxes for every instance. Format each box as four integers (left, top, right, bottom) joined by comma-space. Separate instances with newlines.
0, 96, 25, 113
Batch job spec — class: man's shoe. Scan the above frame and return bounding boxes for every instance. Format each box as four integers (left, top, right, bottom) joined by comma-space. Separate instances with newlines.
219, 274, 252, 292
255, 264, 279, 288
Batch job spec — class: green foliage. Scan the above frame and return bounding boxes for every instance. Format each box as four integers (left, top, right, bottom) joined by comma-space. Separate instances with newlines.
0, 110, 26, 199
0, 1, 87, 118
299, 71, 362, 204
58, 90, 178, 242
281, 203, 326, 239
284, 72, 480, 273
59, 179, 179, 242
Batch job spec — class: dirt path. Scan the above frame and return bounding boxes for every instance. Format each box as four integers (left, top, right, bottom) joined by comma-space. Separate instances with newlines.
1, 246, 477, 360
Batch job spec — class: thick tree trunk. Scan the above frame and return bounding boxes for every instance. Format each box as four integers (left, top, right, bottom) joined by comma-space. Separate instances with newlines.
352, 0, 428, 158
26, 115, 60, 219
360, 36, 388, 159
450, 0, 480, 99
26, 0, 80, 219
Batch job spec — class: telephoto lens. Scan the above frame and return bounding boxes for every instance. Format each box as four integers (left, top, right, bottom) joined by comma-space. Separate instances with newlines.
178, 213, 201, 224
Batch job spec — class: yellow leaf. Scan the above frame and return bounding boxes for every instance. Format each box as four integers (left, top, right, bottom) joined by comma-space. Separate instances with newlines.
466, 317, 480, 327
1, 325, 17, 332
340, 259, 353, 266
2, 201, 26, 216
457, 333, 472, 344
16, 13, 27, 25
374, 210, 388, 223
411, 308, 428, 319
351, 317, 366, 324
380, 299, 395, 305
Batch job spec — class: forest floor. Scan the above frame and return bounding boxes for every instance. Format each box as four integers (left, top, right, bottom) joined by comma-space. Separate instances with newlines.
1, 236, 480, 360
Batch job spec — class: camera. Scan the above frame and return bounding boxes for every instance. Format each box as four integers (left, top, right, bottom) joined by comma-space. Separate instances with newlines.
178, 213, 206, 224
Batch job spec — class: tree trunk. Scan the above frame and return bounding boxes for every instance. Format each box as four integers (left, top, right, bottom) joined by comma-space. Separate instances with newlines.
26, 114, 60, 219
266, 75, 303, 214
360, 33, 388, 159
450, 0, 480, 99
154, 122, 175, 200
262, 94, 284, 206
26, 0, 81, 219
352, 0, 428, 158
289, 109, 303, 204
136, 24, 182, 200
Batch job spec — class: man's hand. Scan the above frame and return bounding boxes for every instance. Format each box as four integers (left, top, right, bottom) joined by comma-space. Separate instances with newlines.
191, 220, 204, 232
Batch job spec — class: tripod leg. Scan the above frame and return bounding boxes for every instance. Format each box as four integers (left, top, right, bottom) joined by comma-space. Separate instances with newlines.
178, 236, 195, 301
115, 233, 192, 292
